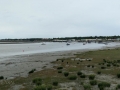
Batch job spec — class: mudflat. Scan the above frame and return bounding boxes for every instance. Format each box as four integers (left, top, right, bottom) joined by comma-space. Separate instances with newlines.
0, 49, 90, 79
0, 46, 120, 90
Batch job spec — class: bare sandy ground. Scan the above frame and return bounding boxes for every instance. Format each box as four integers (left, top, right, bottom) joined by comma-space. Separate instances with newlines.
0, 49, 91, 79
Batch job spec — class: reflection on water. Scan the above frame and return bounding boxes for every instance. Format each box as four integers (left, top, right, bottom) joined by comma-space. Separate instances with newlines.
0, 42, 120, 57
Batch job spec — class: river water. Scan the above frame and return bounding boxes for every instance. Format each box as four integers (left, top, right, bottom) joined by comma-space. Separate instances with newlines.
0, 42, 120, 57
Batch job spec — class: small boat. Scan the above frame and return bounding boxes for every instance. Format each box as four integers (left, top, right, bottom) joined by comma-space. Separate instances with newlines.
66, 43, 70, 45
41, 43, 46, 45
83, 42, 86, 45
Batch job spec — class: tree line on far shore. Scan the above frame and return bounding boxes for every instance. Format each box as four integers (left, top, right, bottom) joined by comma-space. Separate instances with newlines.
0, 35, 120, 42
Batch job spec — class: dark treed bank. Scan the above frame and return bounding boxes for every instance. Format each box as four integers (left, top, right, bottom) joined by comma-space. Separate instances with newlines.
0, 36, 120, 43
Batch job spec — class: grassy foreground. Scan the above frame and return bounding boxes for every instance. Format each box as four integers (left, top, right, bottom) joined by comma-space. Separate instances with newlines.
1, 48, 120, 90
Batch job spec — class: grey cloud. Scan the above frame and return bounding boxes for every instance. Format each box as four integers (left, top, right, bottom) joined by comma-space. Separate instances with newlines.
0, 0, 120, 38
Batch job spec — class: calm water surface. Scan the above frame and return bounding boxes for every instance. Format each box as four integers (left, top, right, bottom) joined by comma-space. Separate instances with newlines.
0, 42, 120, 57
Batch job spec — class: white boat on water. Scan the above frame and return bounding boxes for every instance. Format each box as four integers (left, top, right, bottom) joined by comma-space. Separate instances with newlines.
66, 43, 70, 45
41, 43, 46, 45
83, 42, 86, 45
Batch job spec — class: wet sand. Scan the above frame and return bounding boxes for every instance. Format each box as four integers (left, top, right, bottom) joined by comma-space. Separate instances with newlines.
0, 49, 87, 79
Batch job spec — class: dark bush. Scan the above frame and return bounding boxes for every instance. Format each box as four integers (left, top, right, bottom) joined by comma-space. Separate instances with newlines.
58, 70, 62, 73
77, 71, 82, 75
89, 75, 95, 80
47, 85, 52, 90
33, 78, 42, 86
92, 65, 94, 68
90, 80, 97, 85
101, 66, 106, 69
0, 76, 4, 80
61, 60, 64, 62
83, 84, 91, 90
52, 81, 58, 86
117, 65, 119, 67
113, 64, 117, 66
107, 64, 111, 67
80, 74, 86, 78
116, 84, 120, 90
98, 82, 110, 89
57, 67, 63, 70
97, 71, 101, 74
102, 63, 105, 65
77, 62, 79, 64
117, 73, 120, 78
103, 59, 106, 62
64, 72, 69, 77
68, 75, 77, 80
87, 65, 90, 67
29, 69, 36, 74
117, 60, 120, 63
34, 85, 46, 90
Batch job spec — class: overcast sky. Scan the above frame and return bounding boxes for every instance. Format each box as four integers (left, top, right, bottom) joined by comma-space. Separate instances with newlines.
0, 0, 120, 38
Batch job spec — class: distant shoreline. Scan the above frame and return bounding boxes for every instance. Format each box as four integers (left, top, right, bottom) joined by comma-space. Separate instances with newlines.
0, 42, 41, 44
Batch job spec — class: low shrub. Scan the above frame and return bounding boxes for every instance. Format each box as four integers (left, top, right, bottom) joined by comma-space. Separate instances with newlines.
87, 65, 90, 67
68, 75, 77, 80
52, 81, 58, 86
83, 84, 91, 90
47, 85, 52, 90
98, 82, 110, 90
77, 71, 82, 75
0, 76, 4, 80
116, 84, 120, 90
101, 66, 106, 69
102, 63, 105, 65
57, 67, 63, 70
77, 62, 79, 64
28, 69, 36, 74
81, 82, 84, 85
117, 73, 120, 78
107, 64, 111, 67
34, 85, 46, 90
33, 78, 42, 86
113, 64, 117, 66
90, 80, 97, 85
88, 60, 91, 61
103, 59, 106, 62
97, 71, 101, 74
64, 72, 69, 77
117, 65, 119, 67
92, 65, 94, 68
80, 74, 86, 78
61, 60, 64, 62
58, 70, 62, 73
89, 75, 95, 80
